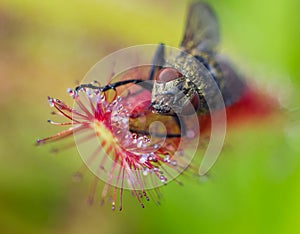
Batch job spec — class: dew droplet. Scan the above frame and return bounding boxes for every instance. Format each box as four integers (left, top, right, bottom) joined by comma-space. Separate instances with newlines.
48, 98, 54, 107
137, 141, 143, 148
121, 117, 128, 124
159, 175, 167, 183
117, 105, 123, 111
139, 154, 147, 164
142, 168, 149, 176
163, 155, 170, 162
132, 133, 137, 139
116, 96, 122, 102
67, 88, 74, 96
36, 139, 44, 145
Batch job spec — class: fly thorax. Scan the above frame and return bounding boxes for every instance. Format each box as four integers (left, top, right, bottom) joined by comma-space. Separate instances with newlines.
151, 77, 197, 115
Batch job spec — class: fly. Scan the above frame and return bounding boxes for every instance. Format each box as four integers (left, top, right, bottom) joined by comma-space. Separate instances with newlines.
150, 2, 245, 115
75, 2, 245, 136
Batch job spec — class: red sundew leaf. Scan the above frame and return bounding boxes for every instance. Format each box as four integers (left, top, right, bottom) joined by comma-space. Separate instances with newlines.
197, 86, 280, 136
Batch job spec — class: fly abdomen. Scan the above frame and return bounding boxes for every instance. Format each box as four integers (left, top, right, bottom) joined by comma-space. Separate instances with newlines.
193, 53, 246, 112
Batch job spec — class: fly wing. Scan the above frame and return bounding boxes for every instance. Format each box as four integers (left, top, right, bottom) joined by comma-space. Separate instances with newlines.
215, 56, 246, 106
180, 2, 220, 53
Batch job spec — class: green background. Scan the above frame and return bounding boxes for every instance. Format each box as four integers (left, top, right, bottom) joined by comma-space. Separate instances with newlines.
1, 0, 300, 233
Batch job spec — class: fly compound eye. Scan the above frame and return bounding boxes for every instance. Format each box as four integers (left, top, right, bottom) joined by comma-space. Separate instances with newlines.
156, 68, 183, 83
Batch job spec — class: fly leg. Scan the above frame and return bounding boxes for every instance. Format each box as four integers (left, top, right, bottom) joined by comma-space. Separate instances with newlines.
75, 43, 165, 93
75, 42, 165, 94
173, 114, 186, 137
75, 79, 153, 93
131, 129, 181, 138
148, 43, 165, 80
130, 114, 186, 139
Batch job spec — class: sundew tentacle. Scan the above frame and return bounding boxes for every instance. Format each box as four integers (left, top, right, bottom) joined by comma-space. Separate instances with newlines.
37, 86, 194, 210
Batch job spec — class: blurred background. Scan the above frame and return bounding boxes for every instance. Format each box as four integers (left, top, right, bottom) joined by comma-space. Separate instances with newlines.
1, 0, 300, 233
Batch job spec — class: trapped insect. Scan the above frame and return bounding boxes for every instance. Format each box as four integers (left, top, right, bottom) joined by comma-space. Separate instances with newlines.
76, 2, 245, 124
